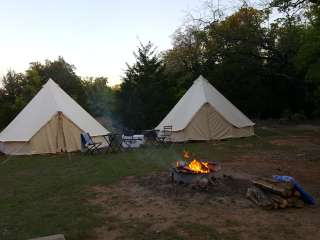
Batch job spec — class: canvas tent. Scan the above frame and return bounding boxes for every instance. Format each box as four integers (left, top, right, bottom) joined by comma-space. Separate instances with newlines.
0, 79, 109, 155
156, 75, 254, 142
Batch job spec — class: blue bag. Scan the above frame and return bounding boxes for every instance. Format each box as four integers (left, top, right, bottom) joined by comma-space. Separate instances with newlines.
272, 175, 316, 205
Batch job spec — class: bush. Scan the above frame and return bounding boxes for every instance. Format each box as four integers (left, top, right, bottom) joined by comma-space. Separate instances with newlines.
311, 109, 320, 118
291, 113, 307, 122
281, 109, 292, 120
279, 109, 291, 124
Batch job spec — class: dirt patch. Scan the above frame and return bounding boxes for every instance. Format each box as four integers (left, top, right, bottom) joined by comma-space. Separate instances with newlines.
89, 130, 320, 240
293, 124, 320, 131
136, 171, 251, 199
90, 173, 252, 240
89, 170, 320, 240
270, 137, 320, 148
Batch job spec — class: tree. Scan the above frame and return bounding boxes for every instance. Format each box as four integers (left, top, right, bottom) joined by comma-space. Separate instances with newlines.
0, 71, 28, 129
0, 57, 89, 129
164, 7, 271, 118
206, 7, 269, 117
270, 0, 320, 117
116, 42, 174, 129
271, 0, 320, 12
294, 5, 320, 116
163, 3, 320, 119
26, 57, 87, 107
83, 77, 116, 117
163, 26, 207, 95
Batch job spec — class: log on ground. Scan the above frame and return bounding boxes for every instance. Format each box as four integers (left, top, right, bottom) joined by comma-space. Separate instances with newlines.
252, 178, 294, 197
246, 186, 274, 209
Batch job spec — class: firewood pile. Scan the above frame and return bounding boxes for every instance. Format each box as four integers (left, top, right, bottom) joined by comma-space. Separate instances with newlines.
247, 178, 305, 209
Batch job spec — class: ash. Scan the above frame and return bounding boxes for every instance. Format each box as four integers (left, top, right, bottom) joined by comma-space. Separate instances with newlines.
136, 171, 251, 200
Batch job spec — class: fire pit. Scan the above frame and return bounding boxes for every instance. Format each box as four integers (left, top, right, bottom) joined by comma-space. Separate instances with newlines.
171, 151, 221, 186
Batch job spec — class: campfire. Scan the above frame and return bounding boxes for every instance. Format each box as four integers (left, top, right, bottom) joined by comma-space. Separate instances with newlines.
171, 151, 220, 186
186, 159, 210, 173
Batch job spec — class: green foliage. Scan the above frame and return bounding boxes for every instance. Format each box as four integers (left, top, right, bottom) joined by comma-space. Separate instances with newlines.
1, 2, 320, 131
163, 4, 320, 120
271, 0, 320, 12
294, 23, 320, 114
116, 42, 174, 129
209, 7, 268, 116
0, 57, 115, 130
26, 57, 87, 107
0, 148, 178, 240
83, 77, 116, 117
165, 7, 273, 118
291, 112, 307, 121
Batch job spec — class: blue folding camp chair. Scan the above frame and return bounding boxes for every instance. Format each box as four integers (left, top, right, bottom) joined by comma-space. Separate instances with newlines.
80, 132, 102, 154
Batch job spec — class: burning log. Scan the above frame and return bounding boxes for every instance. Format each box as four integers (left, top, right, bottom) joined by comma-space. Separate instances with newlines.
187, 159, 210, 173
176, 158, 215, 174
172, 150, 220, 187
172, 167, 216, 185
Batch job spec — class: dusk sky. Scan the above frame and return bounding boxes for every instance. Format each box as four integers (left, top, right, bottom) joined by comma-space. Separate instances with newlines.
0, 0, 250, 85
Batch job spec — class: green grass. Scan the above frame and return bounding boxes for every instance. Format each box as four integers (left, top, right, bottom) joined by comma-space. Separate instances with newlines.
0, 125, 318, 240
0, 148, 178, 240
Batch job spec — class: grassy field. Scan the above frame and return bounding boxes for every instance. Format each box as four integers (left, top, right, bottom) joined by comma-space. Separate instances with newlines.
0, 148, 177, 240
0, 124, 319, 240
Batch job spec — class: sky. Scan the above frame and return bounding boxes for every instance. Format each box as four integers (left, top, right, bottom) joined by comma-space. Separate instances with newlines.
0, 0, 206, 86
0, 0, 266, 86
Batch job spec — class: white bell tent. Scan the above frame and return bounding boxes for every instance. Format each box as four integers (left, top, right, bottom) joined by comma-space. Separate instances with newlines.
0, 79, 109, 155
156, 75, 254, 142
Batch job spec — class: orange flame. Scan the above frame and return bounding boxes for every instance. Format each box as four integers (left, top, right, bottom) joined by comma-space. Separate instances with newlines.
187, 159, 210, 173
183, 150, 190, 159
178, 150, 213, 174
